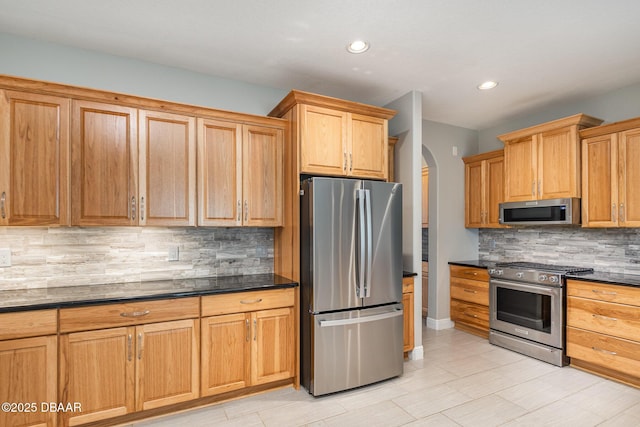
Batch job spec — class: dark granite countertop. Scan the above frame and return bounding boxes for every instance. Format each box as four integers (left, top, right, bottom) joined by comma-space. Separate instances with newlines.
448, 260, 495, 269
567, 271, 640, 288
0, 274, 298, 313
403, 271, 418, 277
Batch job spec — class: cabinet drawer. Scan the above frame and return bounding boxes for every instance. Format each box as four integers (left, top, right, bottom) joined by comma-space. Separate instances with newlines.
450, 265, 489, 281
450, 277, 489, 306
567, 296, 640, 342
0, 309, 57, 340
202, 288, 294, 316
451, 299, 489, 330
567, 280, 640, 306
567, 327, 640, 376
59, 297, 200, 333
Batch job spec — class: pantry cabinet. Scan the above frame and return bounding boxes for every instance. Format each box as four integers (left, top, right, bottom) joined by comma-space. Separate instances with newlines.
200, 289, 295, 397
567, 279, 640, 388
197, 118, 283, 226
463, 150, 504, 228
0, 310, 58, 427
449, 265, 490, 338
58, 298, 200, 426
499, 114, 603, 202
580, 117, 640, 227
0, 90, 70, 226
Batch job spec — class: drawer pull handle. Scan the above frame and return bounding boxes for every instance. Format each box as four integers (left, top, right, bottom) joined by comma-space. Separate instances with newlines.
463, 289, 477, 294
592, 346, 617, 356
592, 289, 617, 296
464, 271, 478, 276
592, 314, 617, 322
120, 310, 151, 318
464, 312, 478, 318
240, 298, 263, 304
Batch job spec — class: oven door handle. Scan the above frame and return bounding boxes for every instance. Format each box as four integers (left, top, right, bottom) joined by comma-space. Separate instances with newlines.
490, 278, 562, 293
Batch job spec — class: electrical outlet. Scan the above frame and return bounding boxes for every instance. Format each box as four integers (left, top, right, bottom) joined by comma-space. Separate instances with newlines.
168, 246, 179, 262
0, 248, 11, 267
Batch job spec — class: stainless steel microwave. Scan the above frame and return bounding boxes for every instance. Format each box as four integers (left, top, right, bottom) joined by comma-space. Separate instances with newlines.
499, 198, 581, 225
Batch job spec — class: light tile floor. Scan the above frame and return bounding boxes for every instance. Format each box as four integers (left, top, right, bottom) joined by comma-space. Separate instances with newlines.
128, 327, 640, 426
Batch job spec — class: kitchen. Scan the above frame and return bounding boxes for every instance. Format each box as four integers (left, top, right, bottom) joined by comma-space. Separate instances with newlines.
2, 1, 640, 426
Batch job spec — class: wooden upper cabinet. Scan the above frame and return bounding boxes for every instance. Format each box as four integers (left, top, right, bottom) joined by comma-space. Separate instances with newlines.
197, 118, 283, 226
421, 167, 429, 227
464, 150, 504, 228
0, 90, 70, 226
269, 90, 395, 180
71, 100, 138, 226
581, 118, 640, 228
243, 125, 283, 226
500, 114, 603, 202
138, 110, 196, 226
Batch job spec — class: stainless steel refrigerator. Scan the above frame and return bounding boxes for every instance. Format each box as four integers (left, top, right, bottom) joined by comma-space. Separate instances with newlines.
300, 177, 403, 396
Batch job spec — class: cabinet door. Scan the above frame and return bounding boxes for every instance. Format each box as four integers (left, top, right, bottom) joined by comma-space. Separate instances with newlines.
251, 307, 294, 386
201, 313, 250, 396
59, 327, 135, 426
350, 113, 387, 179
139, 110, 196, 226
243, 125, 283, 226
421, 167, 429, 227
619, 128, 640, 227
402, 287, 414, 353
300, 104, 347, 176
504, 136, 537, 202
135, 319, 199, 411
582, 134, 618, 227
197, 118, 242, 226
0, 336, 57, 427
0, 90, 69, 226
485, 155, 505, 227
71, 101, 138, 225
465, 160, 484, 227
538, 126, 580, 198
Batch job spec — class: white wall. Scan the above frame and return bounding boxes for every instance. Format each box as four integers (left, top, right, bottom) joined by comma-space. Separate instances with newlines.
0, 32, 286, 115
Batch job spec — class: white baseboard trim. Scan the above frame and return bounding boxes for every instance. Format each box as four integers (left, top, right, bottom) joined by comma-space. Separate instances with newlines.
426, 317, 455, 330
408, 345, 424, 360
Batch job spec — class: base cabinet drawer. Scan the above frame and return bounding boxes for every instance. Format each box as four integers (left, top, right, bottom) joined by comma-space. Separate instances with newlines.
567, 296, 640, 342
451, 299, 489, 331
450, 278, 489, 306
567, 327, 640, 378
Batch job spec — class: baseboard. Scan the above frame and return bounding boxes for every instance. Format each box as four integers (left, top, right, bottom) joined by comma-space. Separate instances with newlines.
408, 345, 424, 360
426, 317, 455, 330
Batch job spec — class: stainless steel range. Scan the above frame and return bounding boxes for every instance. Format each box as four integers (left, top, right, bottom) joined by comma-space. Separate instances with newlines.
488, 262, 593, 366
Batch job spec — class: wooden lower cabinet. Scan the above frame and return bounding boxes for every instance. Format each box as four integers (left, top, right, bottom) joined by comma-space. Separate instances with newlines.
0, 335, 58, 427
201, 289, 295, 398
449, 265, 490, 338
59, 319, 199, 426
567, 279, 640, 388
402, 276, 415, 355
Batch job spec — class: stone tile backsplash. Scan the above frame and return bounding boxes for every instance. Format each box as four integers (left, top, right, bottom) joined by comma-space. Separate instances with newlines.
479, 227, 640, 274
0, 227, 273, 290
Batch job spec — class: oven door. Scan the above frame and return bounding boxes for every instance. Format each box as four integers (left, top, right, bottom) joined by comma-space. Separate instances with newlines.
489, 278, 563, 349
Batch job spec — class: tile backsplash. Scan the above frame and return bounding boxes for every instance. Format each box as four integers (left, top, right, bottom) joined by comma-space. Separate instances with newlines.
0, 227, 273, 290
479, 227, 640, 274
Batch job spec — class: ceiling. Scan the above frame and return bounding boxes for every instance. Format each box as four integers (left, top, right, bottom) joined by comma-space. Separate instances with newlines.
2, 0, 640, 130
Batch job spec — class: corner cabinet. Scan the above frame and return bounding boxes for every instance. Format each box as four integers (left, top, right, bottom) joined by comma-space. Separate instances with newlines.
0, 90, 70, 226
463, 150, 504, 228
71, 101, 197, 226
499, 114, 603, 202
580, 117, 640, 227
197, 118, 283, 226
449, 265, 489, 338
269, 90, 395, 181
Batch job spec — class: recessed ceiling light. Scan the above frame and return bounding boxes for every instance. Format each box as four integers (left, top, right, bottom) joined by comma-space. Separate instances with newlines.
477, 81, 499, 90
347, 40, 370, 54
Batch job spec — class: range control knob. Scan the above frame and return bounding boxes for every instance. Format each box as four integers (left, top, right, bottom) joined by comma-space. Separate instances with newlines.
489, 268, 496, 275
516, 272, 524, 279
549, 276, 559, 284
497, 269, 504, 276
538, 274, 548, 282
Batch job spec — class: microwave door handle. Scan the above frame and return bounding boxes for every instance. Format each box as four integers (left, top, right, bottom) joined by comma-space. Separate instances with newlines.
357, 189, 366, 298
364, 189, 373, 298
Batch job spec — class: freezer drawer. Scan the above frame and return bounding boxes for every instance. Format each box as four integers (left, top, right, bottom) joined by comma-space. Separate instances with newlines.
307, 304, 403, 396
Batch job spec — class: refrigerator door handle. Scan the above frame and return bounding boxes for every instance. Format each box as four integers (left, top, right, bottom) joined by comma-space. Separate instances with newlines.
318, 309, 403, 327
364, 188, 373, 297
357, 188, 367, 298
